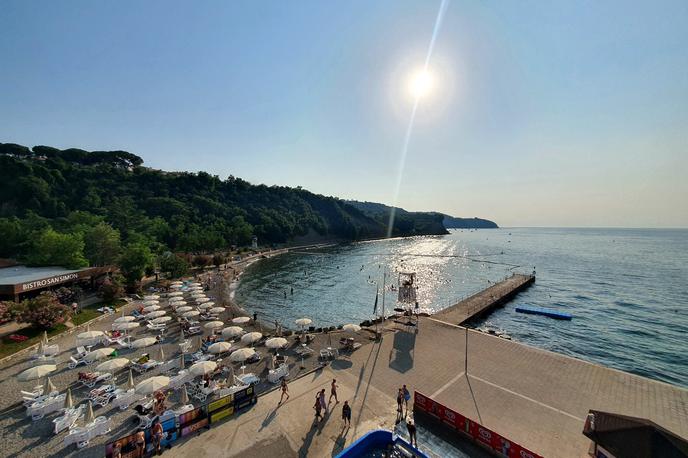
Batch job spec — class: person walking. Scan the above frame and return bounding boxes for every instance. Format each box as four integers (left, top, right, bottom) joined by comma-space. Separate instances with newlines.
314, 393, 323, 422
319, 389, 327, 412
279, 378, 289, 404
396, 388, 404, 423
402, 384, 411, 413
152, 419, 164, 455
341, 400, 351, 427
407, 418, 417, 448
329, 379, 339, 404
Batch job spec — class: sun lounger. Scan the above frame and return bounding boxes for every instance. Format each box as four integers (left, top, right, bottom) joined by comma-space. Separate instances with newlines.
27, 393, 66, 420
78, 371, 112, 388
112, 389, 144, 411
63, 416, 112, 449
88, 384, 117, 407
75, 346, 87, 359
53, 404, 84, 434
146, 322, 167, 331
235, 373, 260, 386
68, 355, 90, 369
31, 355, 57, 365
169, 370, 195, 389
132, 359, 162, 373
268, 363, 289, 383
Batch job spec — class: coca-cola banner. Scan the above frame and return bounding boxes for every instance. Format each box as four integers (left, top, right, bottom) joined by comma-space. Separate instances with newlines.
413, 391, 543, 458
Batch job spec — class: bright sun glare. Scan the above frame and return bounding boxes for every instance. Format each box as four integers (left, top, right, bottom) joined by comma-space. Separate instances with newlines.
409, 69, 433, 99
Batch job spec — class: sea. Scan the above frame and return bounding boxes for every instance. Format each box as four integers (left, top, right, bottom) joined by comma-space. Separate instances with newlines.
235, 228, 688, 387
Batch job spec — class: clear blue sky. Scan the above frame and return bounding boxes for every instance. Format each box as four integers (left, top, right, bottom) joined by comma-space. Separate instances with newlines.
1, 1, 686, 227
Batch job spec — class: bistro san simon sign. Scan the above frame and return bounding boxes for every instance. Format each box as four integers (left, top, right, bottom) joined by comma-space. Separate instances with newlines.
21, 273, 80, 291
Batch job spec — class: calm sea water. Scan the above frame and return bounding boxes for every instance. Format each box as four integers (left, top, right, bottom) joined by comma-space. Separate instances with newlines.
236, 228, 688, 387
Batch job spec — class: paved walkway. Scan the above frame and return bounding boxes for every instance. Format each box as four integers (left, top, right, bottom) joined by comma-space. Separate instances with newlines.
172, 317, 688, 457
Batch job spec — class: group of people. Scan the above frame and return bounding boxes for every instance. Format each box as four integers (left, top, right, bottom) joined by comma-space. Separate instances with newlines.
278, 378, 352, 428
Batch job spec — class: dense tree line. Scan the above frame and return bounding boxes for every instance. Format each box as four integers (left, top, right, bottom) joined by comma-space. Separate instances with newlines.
0, 143, 447, 286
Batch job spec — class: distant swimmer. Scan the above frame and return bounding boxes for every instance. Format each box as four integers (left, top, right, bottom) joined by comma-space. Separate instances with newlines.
290, 287, 293, 295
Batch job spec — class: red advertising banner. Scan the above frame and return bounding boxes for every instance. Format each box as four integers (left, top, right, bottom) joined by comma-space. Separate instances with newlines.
413, 391, 543, 458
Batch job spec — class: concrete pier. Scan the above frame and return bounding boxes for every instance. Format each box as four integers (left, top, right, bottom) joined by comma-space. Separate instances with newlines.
435, 273, 535, 324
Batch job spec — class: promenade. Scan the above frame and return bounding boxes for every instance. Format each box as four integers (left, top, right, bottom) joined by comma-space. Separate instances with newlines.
171, 317, 688, 457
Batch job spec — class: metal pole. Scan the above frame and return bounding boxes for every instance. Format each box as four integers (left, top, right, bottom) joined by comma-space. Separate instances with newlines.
381, 271, 387, 324
464, 326, 468, 373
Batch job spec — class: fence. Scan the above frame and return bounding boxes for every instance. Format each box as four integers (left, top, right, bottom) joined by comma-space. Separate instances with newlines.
413, 391, 543, 458
104, 385, 257, 458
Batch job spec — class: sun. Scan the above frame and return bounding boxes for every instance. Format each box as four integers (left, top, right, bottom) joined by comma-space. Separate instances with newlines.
409, 69, 433, 99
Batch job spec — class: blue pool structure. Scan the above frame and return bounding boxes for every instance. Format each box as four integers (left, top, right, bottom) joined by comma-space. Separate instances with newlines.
335, 429, 429, 458
515, 305, 573, 320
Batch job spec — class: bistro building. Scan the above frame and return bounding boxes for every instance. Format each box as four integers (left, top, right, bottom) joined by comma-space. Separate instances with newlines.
0, 265, 112, 302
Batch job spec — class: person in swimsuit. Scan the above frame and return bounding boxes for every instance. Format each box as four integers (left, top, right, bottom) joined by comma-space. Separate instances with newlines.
135, 430, 145, 458
329, 379, 339, 404
152, 420, 164, 455
279, 378, 289, 404
314, 394, 323, 422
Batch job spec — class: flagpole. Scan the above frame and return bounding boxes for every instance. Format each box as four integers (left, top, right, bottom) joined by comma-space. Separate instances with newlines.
381, 271, 387, 325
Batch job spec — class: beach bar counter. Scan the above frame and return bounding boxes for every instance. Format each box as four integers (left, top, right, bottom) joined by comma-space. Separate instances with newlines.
0, 264, 112, 302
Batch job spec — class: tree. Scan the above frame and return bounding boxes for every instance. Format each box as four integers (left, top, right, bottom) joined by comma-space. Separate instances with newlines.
14, 292, 70, 329
84, 222, 122, 266
100, 275, 124, 303
0, 301, 15, 323
119, 243, 154, 289
193, 255, 210, 268
212, 253, 226, 268
26, 228, 88, 269
159, 252, 189, 278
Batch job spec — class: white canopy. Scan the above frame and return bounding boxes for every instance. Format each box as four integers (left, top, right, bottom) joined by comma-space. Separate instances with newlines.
232, 316, 250, 324
131, 337, 157, 349
182, 310, 200, 318
145, 310, 166, 319
265, 337, 288, 349
176, 306, 192, 313
295, 318, 312, 327
85, 347, 115, 362
229, 348, 255, 363
18, 364, 56, 381
136, 376, 170, 394
189, 361, 217, 376
114, 316, 136, 323
209, 307, 225, 314
143, 305, 161, 313
204, 321, 224, 330
208, 342, 232, 354
143, 295, 160, 300
112, 321, 139, 331
152, 316, 172, 324
343, 324, 362, 333
221, 326, 243, 338
95, 358, 130, 372
241, 332, 263, 345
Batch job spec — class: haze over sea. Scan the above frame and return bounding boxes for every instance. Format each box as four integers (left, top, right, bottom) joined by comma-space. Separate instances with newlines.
236, 228, 688, 387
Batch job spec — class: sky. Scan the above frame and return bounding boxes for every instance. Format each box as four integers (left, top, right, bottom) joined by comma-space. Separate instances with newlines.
1, 1, 687, 228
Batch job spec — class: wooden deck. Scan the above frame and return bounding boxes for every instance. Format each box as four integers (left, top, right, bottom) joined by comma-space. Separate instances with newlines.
435, 273, 535, 324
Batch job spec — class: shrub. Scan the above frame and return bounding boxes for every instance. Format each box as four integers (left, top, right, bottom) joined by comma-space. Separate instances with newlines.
15, 292, 70, 330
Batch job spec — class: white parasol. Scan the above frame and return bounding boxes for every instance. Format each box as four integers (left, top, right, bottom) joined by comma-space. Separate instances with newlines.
152, 316, 172, 324
135, 376, 170, 395
189, 361, 217, 376
96, 358, 130, 372
342, 324, 361, 333
145, 310, 166, 319
85, 347, 115, 362
204, 321, 224, 330
229, 348, 255, 363
18, 364, 56, 381
265, 337, 288, 349
241, 332, 263, 345
207, 341, 232, 354
209, 307, 225, 314
143, 305, 161, 313
143, 295, 160, 300
221, 326, 243, 338
176, 306, 192, 313
295, 318, 312, 327
113, 321, 139, 331
114, 316, 136, 323
232, 316, 250, 324
182, 310, 200, 318
131, 337, 157, 349
64, 387, 74, 409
